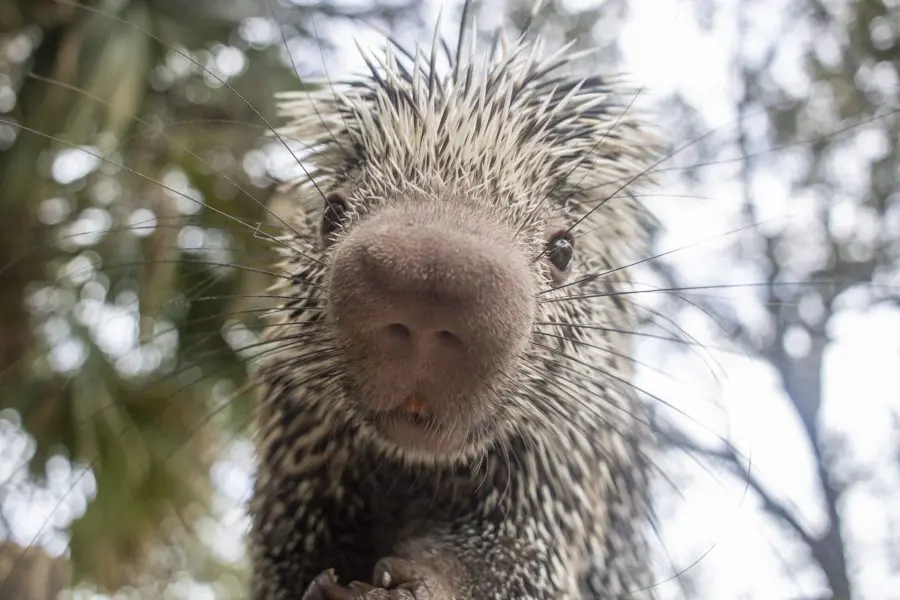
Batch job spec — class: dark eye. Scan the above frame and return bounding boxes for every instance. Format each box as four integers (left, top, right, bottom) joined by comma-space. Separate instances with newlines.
322, 191, 349, 244
546, 231, 574, 272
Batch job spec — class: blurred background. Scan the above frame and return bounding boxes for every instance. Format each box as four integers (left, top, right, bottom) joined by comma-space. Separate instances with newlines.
0, 0, 897, 598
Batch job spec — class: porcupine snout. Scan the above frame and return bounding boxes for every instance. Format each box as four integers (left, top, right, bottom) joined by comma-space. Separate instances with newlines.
327, 201, 536, 454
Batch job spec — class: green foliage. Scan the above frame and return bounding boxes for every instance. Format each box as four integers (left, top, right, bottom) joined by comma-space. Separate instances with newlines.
0, 0, 424, 594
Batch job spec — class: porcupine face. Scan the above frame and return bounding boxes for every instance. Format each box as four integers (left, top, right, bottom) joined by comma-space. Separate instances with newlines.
325, 197, 537, 457
272, 33, 656, 462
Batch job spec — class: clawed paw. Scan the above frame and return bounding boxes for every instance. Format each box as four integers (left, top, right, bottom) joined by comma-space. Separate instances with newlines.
302, 558, 441, 600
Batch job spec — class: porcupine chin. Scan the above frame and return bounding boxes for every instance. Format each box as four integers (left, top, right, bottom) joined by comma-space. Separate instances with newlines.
249, 3, 661, 600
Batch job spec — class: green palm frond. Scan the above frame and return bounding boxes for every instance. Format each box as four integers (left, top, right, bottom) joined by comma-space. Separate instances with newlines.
0, 0, 426, 594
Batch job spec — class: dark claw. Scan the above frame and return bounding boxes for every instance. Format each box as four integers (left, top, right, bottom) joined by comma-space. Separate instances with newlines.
302, 570, 372, 600
302, 569, 342, 600
372, 557, 426, 589
371, 557, 436, 599
347, 581, 377, 594
303, 558, 440, 600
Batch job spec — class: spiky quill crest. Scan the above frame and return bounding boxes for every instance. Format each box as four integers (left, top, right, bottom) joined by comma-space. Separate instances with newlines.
274, 16, 659, 264
265, 20, 661, 458
250, 6, 663, 600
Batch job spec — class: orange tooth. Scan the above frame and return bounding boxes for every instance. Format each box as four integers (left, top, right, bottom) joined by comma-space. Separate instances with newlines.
403, 393, 428, 415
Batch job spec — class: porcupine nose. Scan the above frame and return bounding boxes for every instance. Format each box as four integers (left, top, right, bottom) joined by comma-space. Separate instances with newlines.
328, 203, 535, 417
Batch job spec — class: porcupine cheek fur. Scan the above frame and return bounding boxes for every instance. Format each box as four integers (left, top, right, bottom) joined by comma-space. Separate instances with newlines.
326, 199, 537, 456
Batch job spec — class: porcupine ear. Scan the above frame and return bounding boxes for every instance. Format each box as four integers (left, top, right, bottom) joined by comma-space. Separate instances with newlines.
321, 189, 350, 246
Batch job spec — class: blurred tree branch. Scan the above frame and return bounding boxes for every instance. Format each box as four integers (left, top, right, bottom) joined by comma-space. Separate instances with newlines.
654, 0, 898, 597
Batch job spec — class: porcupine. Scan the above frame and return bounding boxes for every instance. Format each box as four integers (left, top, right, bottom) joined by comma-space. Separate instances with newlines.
249, 4, 660, 599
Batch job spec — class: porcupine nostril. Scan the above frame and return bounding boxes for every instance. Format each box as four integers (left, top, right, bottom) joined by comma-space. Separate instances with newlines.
327, 202, 535, 417
435, 330, 462, 349
385, 323, 412, 342
378, 322, 463, 357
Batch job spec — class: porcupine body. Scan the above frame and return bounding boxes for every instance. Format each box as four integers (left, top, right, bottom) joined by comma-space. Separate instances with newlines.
248, 8, 660, 600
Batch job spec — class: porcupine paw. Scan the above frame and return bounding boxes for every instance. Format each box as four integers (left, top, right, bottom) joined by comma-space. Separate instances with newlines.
301, 558, 445, 600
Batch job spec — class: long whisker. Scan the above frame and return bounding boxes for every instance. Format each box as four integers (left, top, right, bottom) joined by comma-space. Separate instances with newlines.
24, 71, 321, 256
656, 105, 900, 174
532, 329, 673, 381
533, 322, 737, 355
52, 0, 328, 212
0, 120, 303, 258
529, 341, 733, 450
574, 105, 900, 196
541, 280, 896, 304
268, 0, 352, 161
542, 217, 784, 295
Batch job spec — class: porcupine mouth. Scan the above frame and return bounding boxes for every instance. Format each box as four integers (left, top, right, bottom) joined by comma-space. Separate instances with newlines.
365, 393, 466, 455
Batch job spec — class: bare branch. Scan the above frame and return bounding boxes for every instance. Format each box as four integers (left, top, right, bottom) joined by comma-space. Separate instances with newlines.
658, 425, 819, 550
